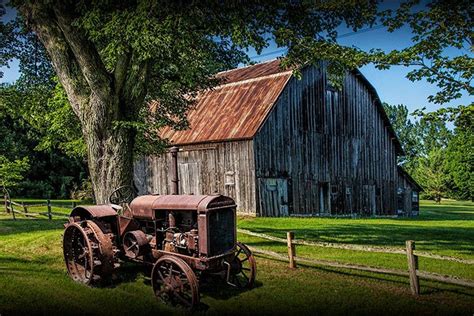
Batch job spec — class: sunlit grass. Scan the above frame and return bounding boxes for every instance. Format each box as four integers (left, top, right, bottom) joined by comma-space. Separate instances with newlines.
0, 200, 473, 314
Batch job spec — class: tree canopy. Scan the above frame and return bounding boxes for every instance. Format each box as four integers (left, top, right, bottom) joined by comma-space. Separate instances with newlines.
1, 0, 472, 202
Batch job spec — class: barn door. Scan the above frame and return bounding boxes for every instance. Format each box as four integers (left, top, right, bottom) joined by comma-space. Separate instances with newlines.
362, 185, 376, 216
258, 178, 289, 216
178, 162, 200, 194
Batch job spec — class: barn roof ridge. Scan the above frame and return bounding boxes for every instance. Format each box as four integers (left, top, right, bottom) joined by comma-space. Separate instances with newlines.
213, 70, 293, 90
216, 58, 280, 76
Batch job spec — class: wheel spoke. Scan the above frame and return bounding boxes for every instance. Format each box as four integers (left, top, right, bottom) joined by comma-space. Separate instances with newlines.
174, 292, 192, 307
240, 257, 249, 263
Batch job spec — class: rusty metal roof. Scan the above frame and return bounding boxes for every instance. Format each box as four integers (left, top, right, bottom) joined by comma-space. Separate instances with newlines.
159, 59, 403, 153
160, 59, 292, 145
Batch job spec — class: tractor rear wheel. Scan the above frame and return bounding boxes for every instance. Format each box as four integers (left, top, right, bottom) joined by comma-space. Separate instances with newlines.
63, 220, 115, 285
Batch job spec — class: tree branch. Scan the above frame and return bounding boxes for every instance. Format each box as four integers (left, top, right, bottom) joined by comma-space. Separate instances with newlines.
114, 53, 131, 94
18, 4, 89, 118
52, 2, 112, 101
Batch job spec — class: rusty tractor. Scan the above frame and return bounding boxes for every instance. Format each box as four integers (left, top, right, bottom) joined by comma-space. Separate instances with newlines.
63, 185, 256, 308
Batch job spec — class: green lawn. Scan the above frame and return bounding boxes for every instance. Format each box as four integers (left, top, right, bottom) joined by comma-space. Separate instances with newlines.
0, 200, 473, 315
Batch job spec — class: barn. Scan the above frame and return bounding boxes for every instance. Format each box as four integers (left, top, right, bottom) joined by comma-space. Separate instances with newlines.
133, 59, 421, 217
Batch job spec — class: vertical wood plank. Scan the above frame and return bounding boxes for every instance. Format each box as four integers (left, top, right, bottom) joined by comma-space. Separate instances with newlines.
287, 231, 296, 269
406, 240, 420, 295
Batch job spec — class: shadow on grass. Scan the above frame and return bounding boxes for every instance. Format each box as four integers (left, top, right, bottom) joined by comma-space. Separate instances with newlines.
98, 260, 255, 310
0, 256, 64, 275
244, 224, 474, 255
0, 218, 65, 236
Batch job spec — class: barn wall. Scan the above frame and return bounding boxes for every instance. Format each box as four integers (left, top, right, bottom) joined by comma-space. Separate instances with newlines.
254, 65, 400, 216
134, 140, 256, 214
396, 171, 420, 216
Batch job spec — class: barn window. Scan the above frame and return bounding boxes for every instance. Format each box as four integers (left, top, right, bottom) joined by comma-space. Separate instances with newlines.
412, 191, 418, 202
225, 171, 235, 186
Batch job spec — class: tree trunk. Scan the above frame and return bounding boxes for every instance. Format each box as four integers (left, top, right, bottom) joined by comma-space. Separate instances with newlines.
82, 99, 135, 204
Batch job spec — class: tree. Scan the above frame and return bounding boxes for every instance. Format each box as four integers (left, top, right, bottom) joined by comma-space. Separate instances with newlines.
375, 0, 473, 105
444, 107, 474, 201
7, 1, 382, 203
382, 103, 422, 171
0, 81, 88, 198
0, 155, 29, 188
414, 148, 449, 203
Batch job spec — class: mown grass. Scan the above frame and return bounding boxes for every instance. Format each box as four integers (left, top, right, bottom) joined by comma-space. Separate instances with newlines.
0, 200, 473, 315
238, 200, 474, 281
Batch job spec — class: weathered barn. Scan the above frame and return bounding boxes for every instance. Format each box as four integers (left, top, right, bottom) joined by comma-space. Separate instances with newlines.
134, 60, 421, 217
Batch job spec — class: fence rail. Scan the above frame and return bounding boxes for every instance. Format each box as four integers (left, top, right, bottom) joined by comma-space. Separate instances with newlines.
4, 197, 71, 220
238, 228, 474, 265
239, 229, 474, 295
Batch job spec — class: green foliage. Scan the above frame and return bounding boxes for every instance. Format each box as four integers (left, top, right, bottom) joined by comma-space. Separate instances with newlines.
375, 0, 473, 105
383, 103, 422, 164
384, 103, 472, 201
33, 79, 85, 158
0, 155, 29, 187
414, 149, 449, 202
0, 82, 88, 198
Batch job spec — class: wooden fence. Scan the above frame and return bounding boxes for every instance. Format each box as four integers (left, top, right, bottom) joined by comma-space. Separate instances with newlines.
3, 196, 73, 220
239, 229, 474, 295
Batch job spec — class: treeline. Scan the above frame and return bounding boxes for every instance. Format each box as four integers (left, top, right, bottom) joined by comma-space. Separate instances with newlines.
384, 103, 473, 202
0, 79, 90, 199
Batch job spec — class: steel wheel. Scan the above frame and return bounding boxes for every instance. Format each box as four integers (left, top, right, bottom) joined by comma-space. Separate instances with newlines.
226, 242, 256, 289
63, 220, 115, 285
151, 256, 199, 308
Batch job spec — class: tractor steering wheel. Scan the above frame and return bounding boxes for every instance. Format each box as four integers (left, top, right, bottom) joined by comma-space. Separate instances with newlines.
108, 185, 138, 206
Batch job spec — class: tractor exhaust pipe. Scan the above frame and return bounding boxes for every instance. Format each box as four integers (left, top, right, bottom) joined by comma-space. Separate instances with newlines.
169, 146, 179, 195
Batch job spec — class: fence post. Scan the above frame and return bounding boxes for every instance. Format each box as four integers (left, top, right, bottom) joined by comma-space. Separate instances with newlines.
22, 202, 28, 215
287, 231, 296, 269
11, 200, 16, 220
406, 240, 420, 295
47, 199, 52, 220
4, 192, 8, 213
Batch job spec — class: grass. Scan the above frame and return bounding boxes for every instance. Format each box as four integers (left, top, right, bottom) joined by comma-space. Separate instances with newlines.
0, 200, 473, 315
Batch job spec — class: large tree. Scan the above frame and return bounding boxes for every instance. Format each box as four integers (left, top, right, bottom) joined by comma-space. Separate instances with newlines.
4, 0, 472, 203
6, 0, 381, 203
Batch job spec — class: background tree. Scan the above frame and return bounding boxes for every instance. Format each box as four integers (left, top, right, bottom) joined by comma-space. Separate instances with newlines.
382, 103, 421, 171
0, 81, 88, 198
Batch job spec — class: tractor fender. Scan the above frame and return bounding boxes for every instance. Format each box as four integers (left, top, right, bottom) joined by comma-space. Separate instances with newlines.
69, 205, 118, 221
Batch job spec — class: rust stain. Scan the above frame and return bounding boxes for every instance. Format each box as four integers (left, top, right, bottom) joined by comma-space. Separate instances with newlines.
160, 59, 292, 145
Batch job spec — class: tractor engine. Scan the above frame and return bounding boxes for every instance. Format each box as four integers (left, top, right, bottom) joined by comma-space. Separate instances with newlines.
125, 194, 237, 260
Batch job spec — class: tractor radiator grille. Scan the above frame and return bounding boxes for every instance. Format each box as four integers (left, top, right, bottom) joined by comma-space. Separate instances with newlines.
207, 208, 235, 256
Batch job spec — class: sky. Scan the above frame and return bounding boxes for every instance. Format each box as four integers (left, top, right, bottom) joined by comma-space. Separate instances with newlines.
1, 4, 472, 117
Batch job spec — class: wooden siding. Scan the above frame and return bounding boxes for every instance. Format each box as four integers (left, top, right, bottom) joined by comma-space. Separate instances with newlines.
254, 65, 402, 216
133, 140, 256, 214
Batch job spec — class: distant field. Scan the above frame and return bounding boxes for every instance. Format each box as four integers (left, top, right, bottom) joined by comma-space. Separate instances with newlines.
0, 200, 472, 315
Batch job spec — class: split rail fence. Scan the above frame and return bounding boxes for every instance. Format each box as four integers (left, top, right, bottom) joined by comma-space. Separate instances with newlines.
238, 229, 474, 295
3, 195, 73, 221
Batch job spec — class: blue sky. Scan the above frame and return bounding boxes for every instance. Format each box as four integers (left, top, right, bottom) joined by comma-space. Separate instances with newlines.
244, 25, 471, 115
1, 5, 471, 116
